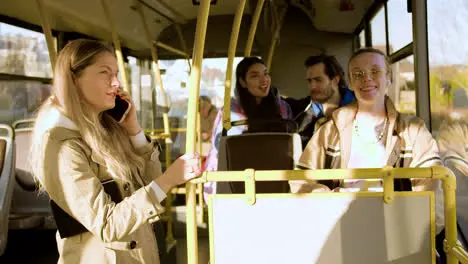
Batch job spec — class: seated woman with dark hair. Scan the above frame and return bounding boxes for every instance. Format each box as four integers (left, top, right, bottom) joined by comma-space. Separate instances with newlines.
203, 57, 294, 197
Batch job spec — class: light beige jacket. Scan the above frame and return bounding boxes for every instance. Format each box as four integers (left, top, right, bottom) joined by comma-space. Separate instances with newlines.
291, 97, 445, 233
438, 120, 468, 222
34, 109, 165, 264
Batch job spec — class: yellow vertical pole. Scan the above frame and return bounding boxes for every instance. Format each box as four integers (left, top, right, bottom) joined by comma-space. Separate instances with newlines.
244, 0, 265, 56
101, 0, 131, 94
35, 0, 57, 70
266, 6, 288, 70
222, 0, 247, 133
175, 23, 192, 73
135, 0, 172, 157
443, 175, 458, 264
164, 142, 175, 249
134, 0, 175, 249
186, 0, 211, 263
196, 112, 204, 223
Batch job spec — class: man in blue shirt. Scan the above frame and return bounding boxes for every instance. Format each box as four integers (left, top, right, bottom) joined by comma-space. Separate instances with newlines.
285, 55, 355, 149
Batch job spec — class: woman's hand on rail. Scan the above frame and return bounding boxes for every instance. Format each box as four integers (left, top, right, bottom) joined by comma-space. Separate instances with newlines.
311, 184, 332, 193
155, 152, 202, 193
117, 90, 142, 136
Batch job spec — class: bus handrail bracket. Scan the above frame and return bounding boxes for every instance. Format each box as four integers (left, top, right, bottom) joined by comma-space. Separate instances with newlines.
382, 166, 394, 204
245, 169, 256, 205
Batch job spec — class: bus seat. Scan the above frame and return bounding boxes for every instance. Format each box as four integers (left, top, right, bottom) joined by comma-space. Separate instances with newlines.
14, 129, 36, 191
12, 119, 35, 130
9, 121, 52, 228
0, 124, 16, 255
217, 133, 302, 194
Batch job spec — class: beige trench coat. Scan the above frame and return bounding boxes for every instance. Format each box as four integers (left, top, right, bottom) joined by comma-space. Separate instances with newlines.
35, 123, 165, 264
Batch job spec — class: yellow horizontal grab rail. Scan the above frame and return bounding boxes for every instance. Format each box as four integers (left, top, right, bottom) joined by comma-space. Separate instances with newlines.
191, 166, 446, 184
450, 244, 468, 264
148, 133, 171, 140
188, 166, 468, 264
145, 128, 187, 133
154, 41, 190, 58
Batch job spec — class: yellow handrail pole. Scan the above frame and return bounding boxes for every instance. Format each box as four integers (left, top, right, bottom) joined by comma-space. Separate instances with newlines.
135, 0, 172, 150
186, 0, 211, 263
164, 153, 175, 249
244, 0, 265, 56
36, 0, 57, 70
265, 5, 288, 70
432, 166, 458, 264
135, 0, 158, 111
135, 0, 175, 248
175, 23, 192, 73
270, 0, 281, 31
196, 112, 204, 223
163, 114, 174, 248
101, 0, 131, 94
154, 41, 189, 57
222, 0, 247, 133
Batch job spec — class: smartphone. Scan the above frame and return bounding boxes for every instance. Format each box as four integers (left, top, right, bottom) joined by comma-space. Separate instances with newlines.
106, 96, 131, 123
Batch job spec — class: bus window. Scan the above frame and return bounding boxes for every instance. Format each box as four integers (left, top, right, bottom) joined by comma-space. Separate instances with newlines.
390, 55, 416, 115
139, 60, 154, 130
127, 56, 141, 122
0, 23, 52, 78
149, 57, 243, 157
359, 30, 365, 48
370, 6, 387, 54
160, 57, 243, 122
0, 22, 53, 125
387, 0, 413, 52
0, 81, 51, 124
427, 0, 468, 133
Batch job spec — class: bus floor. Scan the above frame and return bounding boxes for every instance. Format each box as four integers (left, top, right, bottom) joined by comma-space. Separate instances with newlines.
171, 205, 210, 264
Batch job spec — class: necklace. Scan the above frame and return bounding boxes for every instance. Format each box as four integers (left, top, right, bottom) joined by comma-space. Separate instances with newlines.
353, 117, 387, 143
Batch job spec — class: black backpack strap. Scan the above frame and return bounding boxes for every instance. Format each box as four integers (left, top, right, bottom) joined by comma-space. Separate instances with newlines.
50, 179, 123, 238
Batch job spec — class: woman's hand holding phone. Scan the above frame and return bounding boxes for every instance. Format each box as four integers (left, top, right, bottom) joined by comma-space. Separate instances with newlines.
116, 90, 142, 136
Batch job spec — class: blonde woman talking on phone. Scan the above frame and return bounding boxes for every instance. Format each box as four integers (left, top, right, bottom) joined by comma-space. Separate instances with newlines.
30, 39, 201, 264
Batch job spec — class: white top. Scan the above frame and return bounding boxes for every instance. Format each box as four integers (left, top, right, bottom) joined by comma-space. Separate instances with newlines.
345, 118, 387, 192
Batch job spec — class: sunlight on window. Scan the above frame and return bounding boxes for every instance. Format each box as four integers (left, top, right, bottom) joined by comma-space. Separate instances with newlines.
0, 81, 51, 124
159, 57, 243, 119
427, 0, 468, 133
359, 30, 365, 48
387, 0, 413, 53
390, 56, 416, 114
371, 7, 386, 53
0, 23, 52, 78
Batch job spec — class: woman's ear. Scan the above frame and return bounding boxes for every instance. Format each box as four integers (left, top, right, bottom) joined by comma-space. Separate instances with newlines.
332, 76, 340, 87
70, 72, 78, 87
239, 78, 247, 88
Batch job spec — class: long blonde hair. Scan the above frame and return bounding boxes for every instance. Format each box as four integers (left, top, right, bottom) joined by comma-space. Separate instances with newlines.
31, 39, 144, 185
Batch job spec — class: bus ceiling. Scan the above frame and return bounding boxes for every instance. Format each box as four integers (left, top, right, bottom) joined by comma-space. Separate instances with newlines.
0, 0, 376, 59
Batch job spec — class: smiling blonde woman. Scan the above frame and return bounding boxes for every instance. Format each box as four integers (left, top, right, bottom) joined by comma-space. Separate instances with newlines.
290, 47, 445, 235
